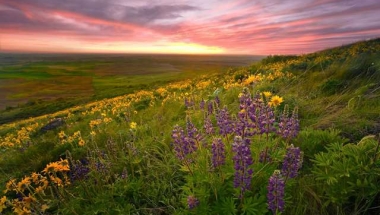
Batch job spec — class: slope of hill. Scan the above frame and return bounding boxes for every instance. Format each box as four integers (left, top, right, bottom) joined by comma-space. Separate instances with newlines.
0, 39, 379, 214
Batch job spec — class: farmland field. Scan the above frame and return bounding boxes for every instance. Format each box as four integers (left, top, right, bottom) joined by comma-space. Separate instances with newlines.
0, 54, 263, 124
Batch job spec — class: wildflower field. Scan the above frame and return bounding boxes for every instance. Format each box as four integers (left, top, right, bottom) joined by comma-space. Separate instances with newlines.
0, 39, 380, 214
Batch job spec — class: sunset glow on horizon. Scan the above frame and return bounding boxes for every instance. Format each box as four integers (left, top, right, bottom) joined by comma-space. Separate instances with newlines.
1, 0, 379, 55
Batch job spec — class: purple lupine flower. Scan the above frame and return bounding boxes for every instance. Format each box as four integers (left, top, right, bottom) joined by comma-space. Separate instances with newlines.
257, 105, 276, 135
172, 125, 187, 160
215, 96, 221, 108
172, 125, 197, 161
187, 195, 200, 209
69, 158, 90, 181
185, 97, 195, 109
200, 99, 205, 110
278, 107, 300, 140
211, 138, 226, 169
236, 90, 256, 138
232, 136, 253, 199
207, 101, 214, 115
288, 108, 300, 138
204, 116, 215, 135
187, 120, 202, 143
281, 144, 302, 179
239, 88, 252, 110
267, 170, 285, 214
216, 107, 234, 136
95, 159, 110, 174
246, 93, 264, 134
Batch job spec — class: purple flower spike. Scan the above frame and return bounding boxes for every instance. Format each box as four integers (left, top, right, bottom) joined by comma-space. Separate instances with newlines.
187, 195, 200, 210
186, 119, 203, 146
69, 159, 90, 181
232, 136, 253, 199
217, 107, 234, 136
236, 89, 256, 138
215, 96, 221, 108
257, 105, 276, 135
211, 138, 226, 169
267, 170, 285, 214
200, 99, 205, 110
207, 101, 214, 115
204, 116, 215, 135
281, 144, 302, 179
278, 107, 300, 140
172, 125, 197, 161
185, 98, 195, 108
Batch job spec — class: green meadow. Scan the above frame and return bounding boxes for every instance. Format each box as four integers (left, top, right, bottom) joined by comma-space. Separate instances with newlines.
0, 54, 260, 124
0, 39, 380, 214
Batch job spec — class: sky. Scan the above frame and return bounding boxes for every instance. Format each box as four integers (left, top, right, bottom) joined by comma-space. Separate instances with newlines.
0, 0, 379, 55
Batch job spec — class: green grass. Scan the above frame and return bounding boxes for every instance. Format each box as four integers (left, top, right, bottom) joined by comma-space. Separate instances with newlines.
0, 54, 260, 124
0, 39, 379, 214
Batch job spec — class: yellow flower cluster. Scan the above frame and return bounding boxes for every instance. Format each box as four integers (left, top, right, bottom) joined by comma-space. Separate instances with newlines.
266, 70, 293, 81
1, 159, 70, 214
130, 122, 137, 129
242, 74, 263, 86
89, 119, 103, 129
156, 87, 168, 97
223, 79, 241, 90
258, 91, 284, 107
0, 71, 215, 150
195, 80, 211, 89
0, 123, 39, 148
58, 130, 85, 146
167, 79, 192, 90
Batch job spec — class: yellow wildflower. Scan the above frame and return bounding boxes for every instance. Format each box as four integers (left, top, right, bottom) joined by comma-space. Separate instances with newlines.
35, 186, 45, 194
13, 206, 31, 215
41, 204, 49, 212
50, 176, 64, 186
31, 172, 40, 184
196, 80, 211, 89
243, 75, 262, 85
4, 179, 16, 193
17, 177, 31, 193
156, 87, 168, 97
40, 178, 49, 189
263, 91, 272, 98
103, 117, 112, 124
73, 131, 81, 138
23, 194, 36, 208
42, 159, 70, 173
268, 95, 284, 107
130, 122, 137, 129
78, 138, 85, 146
0, 196, 7, 212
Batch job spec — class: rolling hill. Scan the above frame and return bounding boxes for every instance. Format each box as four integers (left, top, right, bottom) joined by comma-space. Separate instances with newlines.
0, 38, 379, 214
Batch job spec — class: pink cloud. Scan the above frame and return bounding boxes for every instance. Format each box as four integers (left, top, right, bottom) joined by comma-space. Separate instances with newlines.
1, 0, 379, 54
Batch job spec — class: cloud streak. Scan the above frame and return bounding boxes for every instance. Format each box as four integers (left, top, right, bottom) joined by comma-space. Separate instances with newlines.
1, 0, 379, 54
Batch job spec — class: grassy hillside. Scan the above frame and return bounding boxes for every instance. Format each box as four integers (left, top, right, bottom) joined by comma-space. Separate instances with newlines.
0, 39, 379, 214
0, 54, 260, 125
